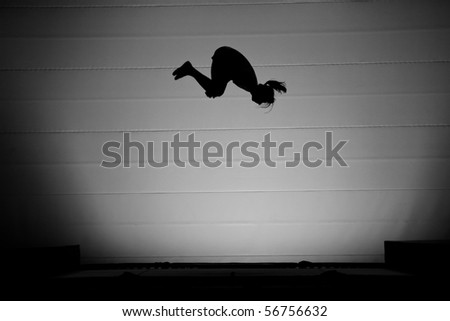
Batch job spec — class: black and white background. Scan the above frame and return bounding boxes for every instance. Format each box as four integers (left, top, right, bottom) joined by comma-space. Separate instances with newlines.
1, 0, 449, 300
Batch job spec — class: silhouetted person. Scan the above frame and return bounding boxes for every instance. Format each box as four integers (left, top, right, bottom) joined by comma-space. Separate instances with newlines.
172, 46, 286, 107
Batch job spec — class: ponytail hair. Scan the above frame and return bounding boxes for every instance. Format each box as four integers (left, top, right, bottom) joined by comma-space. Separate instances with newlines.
264, 80, 287, 95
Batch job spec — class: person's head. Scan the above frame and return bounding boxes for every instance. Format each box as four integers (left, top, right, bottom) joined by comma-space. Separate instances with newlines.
251, 80, 287, 108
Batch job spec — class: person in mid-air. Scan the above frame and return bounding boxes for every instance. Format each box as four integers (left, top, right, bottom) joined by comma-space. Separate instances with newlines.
172, 46, 286, 108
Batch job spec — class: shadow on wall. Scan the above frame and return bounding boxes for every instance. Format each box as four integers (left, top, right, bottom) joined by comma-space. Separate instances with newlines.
0, 76, 88, 251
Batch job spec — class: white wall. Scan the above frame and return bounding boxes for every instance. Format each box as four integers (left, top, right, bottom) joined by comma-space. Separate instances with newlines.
1, 0, 449, 263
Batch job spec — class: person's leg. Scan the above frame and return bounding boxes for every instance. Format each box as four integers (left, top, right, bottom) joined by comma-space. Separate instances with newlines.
173, 61, 212, 90
172, 61, 227, 98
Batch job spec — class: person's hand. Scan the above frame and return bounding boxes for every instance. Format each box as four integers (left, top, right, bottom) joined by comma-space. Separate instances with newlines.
205, 90, 216, 98
205, 87, 223, 98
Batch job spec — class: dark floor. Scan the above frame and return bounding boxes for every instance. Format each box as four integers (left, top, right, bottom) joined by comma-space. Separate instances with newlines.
2, 262, 449, 300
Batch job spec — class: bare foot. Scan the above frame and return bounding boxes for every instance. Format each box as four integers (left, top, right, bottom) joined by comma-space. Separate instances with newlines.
172, 61, 193, 80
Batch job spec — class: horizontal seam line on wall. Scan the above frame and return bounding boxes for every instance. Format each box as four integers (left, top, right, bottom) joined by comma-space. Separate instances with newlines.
0, 1, 388, 9
68, 219, 450, 226
2, 91, 449, 103
3, 27, 450, 40
6, 188, 450, 196
1, 59, 450, 72
4, 156, 450, 166
1, 123, 449, 134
